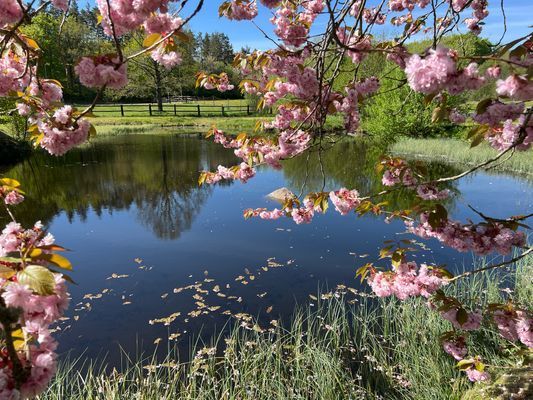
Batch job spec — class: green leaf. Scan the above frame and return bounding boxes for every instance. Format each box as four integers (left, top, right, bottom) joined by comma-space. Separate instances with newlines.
456, 359, 474, 370
17, 265, 56, 296
475, 98, 493, 115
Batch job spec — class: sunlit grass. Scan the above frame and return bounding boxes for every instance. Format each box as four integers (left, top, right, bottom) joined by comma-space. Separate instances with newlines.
391, 138, 533, 175
38, 255, 531, 400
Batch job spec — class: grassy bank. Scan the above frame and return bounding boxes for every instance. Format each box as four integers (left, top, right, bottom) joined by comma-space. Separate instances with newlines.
39, 255, 531, 400
89, 115, 268, 135
391, 138, 533, 176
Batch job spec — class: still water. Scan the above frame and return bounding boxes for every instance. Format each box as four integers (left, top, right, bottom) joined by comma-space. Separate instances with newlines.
2, 134, 532, 364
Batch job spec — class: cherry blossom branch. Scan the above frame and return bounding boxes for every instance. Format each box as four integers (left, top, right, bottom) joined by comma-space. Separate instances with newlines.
449, 247, 533, 282
467, 205, 533, 224
125, 0, 204, 61
433, 107, 532, 184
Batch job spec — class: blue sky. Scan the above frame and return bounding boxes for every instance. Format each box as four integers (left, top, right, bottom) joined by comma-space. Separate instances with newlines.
78, 0, 532, 50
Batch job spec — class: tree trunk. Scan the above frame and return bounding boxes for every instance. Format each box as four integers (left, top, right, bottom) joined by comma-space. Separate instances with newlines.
154, 61, 163, 112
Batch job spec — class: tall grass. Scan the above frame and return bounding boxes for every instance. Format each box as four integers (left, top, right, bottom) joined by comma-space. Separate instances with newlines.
39, 256, 531, 400
391, 138, 533, 175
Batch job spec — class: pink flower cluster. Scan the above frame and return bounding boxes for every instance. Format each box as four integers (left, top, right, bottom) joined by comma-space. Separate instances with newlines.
143, 13, 183, 34
488, 116, 532, 152
221, 1, 258, 21
416, 184, 450, 201
492, 309, 532, 347
369, 262, 447, 300
473, 101, 524, 127
461, 0, 489, 35
0, 222, 54, 257
75, 55, 127, 89
204, 163, 256, 185
329, 188, 361, 215
0, 0, 23, 28
2, 190, 24, 206
442, 335, 467, 360
271, 2, 324, 48
37, 106, 91, 156
0, 273, 69, 398
151, 47, 182, 70
382, 167, 417, 187
95, 0, 173, 37
388, 0, 430, 12
406, 214, 526, 256
333, 78, 380, 133
51, 0, 69, 11
465, 367, 490, 382
496, 75, 533, 101
260, 0, 280, 8
210, 128, 311, 173
201, 73, 235, 92
336, 28, 372, 64
405, 46, 484, 95
0, 50, 30, 96
441, 308, 482, 330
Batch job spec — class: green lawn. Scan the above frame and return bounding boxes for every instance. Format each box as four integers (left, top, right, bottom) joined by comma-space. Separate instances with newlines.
75, 100, 258, 118
391, 137, 533, 175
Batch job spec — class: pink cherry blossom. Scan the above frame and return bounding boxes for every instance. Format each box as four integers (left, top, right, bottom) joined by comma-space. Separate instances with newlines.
465, 367, 490, 382
329, 188, 361, 215
221, 1, 258, 21
0, 0, 23, 28
75, 56, 128, 89
4, 191, 24, 206
151, 48, 182, 70
442, 335, 467, 360
441, 309, 482, 331
496, 75, 533, 101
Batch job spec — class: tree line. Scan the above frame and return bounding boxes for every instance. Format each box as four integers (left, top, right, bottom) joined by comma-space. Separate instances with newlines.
21, 1, 242, 106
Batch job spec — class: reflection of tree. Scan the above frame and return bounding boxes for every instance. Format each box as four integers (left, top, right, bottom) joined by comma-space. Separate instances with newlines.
135, 140, 212, 239
282, 138, 463, 210
2, 135, 237, 239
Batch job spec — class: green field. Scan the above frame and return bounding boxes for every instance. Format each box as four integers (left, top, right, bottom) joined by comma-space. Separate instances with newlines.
75, 99, 265, 118
391, 137, 533, 175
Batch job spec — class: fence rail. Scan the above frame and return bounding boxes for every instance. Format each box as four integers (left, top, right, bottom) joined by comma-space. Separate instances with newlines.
80, 103, 272, 118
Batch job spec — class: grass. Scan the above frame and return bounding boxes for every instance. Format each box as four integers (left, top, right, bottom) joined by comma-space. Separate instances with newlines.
88, 115, 269, 135
391, 137, 533, 176
38, 255, 531, 400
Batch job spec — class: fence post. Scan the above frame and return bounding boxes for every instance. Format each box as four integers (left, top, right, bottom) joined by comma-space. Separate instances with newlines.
197, 104, 201, 117
120, 104, 124, 117
149, 104, 152, 116
221, 106, 225, 117
247, 105, 250, 115
174, 104, 177, 116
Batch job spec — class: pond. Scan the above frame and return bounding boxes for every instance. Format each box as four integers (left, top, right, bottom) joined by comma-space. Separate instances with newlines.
2, 133, 532, 366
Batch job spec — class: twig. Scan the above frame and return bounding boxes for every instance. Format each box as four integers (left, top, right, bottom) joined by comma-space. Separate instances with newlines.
449, 248, 533, 282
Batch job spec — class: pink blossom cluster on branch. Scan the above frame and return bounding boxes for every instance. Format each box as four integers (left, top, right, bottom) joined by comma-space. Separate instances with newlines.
405, 213, 526, 256
368, 261, 447, 299
0, 273, 69, 398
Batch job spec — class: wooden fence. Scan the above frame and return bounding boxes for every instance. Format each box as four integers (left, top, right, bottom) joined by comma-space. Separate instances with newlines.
86, 103, 272, 117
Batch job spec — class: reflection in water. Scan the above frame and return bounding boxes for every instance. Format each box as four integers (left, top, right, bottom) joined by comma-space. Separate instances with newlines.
1, 134, 531, 365
3, 135, 237, 239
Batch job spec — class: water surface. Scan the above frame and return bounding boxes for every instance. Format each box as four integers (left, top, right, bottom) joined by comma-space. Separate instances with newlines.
3, 134, 532, 364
